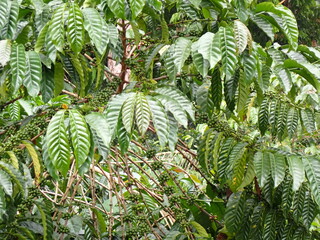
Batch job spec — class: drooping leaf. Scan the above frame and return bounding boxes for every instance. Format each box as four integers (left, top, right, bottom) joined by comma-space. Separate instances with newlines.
287, 155, 304, 191
135, 92, 151, 135
173, 37, 192, 73
107, 0, 125, 19
121, 92, 136, 133
286, 107, 298, 138
147, 96, 169, 148
10, 43, 26, 93
69, 110, 91, 169
197, 32, 221, 70
67, 2, 84, 54
254, 151, 271, 188
225, 192, 245, 234
86, 112, 112, 150
300, 108, 316, 133
41, 66, 55, 103
250, 14, 274, 41
234, 20, 250, 54
129, 0, 145, 19
24, 51, 42, 97
270, 153, 286, 187
303, 157, 320, 207
46, 110, 70, 177
219, 26, 237, 80
48, 3, 66, 52
0, 169, 12, 196
0, 0, 8, 30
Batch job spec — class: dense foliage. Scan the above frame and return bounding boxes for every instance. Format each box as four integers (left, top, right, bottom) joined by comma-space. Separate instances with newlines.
0, 0, 320, 239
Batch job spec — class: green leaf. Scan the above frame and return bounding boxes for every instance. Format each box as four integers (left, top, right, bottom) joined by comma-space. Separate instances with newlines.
234, 20, 250, 54
225, 192, 245, 234
69, 110, 91, 169
129, 0, 145, 19
154, 95, 188, 128
287, 155, 304, 191
210, 67, 222, 110
117, 114, 130, 154
121, 92, 136, 133
145, 44, 164, 71
107, 0, 125, 19
35, 201, 54, 240
250, 14, 274, 41
274, 66, 292, 94
41, 67, 55, 103
191, 41, 209, 77
190, 221, 209, 237
0, 0, 8, 30
254, 151, 271, 188
164, 45, 177, 82
0, 170, 12, 196
67, 2, 84, 54
0, 39, 11, 66
2, 0, 19, 39
86, 112, 112, 150
0, 161, 25, 196
135, 92, 151, 135
49, 3, 66, 52
82, 8, 109, 55
284, 59, 320, 91
303, 157, 320, 207
53, 62, 64, 97
300, 109, 316, 133
237, 155, 255, 190
24, 51, 42, 97
286, 107, 298, 138
35, 23, 49, 53
219, 26, 237, 80
173, 37, 192, 73
270, 153, 285, 187
155, 86, 195, 121
46, 110, 71, 177
147, 96, 169, 148
105, 93, 134, 137
69, 53, 86, 96
263, 210, 277, 240
168, 115, 178, 151
196, 32, 221, 70
10, 43, 26, 93
22, 141, 41, 185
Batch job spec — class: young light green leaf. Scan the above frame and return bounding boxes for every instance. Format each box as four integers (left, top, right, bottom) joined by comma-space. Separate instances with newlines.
234, 20, 249, 54
107, 0, 125, 19
129, 0, 145, 19
173, 37, 192, 73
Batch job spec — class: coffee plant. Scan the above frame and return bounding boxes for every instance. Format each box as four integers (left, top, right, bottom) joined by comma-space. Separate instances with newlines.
0, 0, 320, 239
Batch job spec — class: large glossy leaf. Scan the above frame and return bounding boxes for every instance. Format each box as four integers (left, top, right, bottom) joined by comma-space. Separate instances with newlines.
34, 23, 49, 52
173, 37, 192, 73
225, 192, 245, 234
129, 0, 145, 19
147, 96, 169, 148
49, 3, 66, 52
164, 45, 177, 81
86, 112, 112, 150
67, 2, 84, 54
10, 43, 26, 93
286, 107, 298, 138
53, 62, 64, 97
0, 161, 25, 196
300, 109, 316, 133
107, 0, 125, 19
121, 92, 136, 133
219, 26, 237, 80
69, 110, 91, 169
168, 114, 178, 151
2, 0, 19, 39
234, 20, 250, 54
155, 86, 195, 121
24, 51, 41, 97
41, 67, 55, 103
274, 66, 292, 94
82, 8, 109, 55
196, 32, 221, 70
105, 92, 134, 137
191, 41, 209, 77
270, 153, 285, 187
0, 39, 11, 66
135, 92, 151, 135
46, 110, 70, 177
287, 155, 304, 191
154, 95, 188, 128
254, 151, 270, 188
303, 157, 320, 207
250, 14, 274, 41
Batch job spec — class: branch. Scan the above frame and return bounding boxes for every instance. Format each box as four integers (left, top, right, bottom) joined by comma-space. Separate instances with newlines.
0, 96, 22, 110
